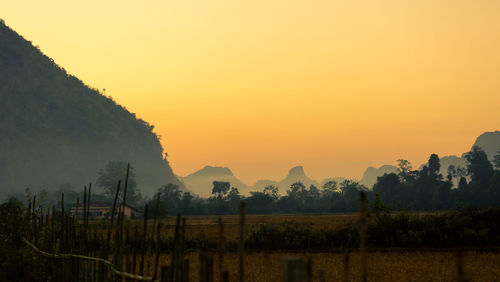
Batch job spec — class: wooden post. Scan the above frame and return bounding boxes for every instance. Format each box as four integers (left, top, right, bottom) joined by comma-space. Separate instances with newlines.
139, 204, 149, 276
182, 259, 190, 282
307, 257, 312, 282
153, 223, 162, 280
61, 193, 65, 252
109, 181, 121, 233
170, 214, 182, 282
160, 266, 169, 282
32, 195, 36, 241
343, 252, 350, 282
149, 192, 161, 275
456, 248, 467, 282
282, 258, 308, 282
318, 269, 326, 282
86, 183, 91, 229
83, 186, 87, 229
74, 198, 79, 222
359, 191, 367, 282
222, 271, 229, 282
198, 251, 214, 282
133, 224, 138, 275
239, 201, 246, 282
218, 217, 225, 282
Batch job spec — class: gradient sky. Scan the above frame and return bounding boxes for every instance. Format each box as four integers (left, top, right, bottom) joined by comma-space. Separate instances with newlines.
4, 1, 500, 184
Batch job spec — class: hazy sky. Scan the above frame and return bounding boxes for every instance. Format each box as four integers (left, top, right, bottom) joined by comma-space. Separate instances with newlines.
4, 1, 500, 184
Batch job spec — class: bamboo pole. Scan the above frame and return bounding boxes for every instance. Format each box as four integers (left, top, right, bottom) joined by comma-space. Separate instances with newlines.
359, 191, 368, 282
343, 252, 350, 282
153, 223, 162, 280
239, 201, 246, 282
218, 216, 225, 282
139, 204, 149, 276
107, 180, 121, 244
149, 192, 161, 275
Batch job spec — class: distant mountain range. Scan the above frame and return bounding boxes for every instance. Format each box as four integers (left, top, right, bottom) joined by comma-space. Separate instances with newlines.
179, 165, 329, 197
181, 131, 500, 196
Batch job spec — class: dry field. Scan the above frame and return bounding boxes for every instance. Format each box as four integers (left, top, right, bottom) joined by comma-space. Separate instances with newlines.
108, 214, 500, 281
112, 213, 360, 242
149, 251, 500, 281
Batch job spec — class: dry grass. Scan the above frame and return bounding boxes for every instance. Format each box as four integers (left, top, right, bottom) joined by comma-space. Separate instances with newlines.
149, 251, 500, 281
90, 214, 500, 281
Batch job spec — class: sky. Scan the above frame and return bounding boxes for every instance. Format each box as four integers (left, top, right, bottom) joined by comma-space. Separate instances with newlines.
3, 1, 500, 185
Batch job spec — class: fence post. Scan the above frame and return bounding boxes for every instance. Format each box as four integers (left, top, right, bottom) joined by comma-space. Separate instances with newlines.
282, 258, 308, 282
359, 191, 367, 282
222, 271, 229, 282
160, 266, 169, 282
343, 252, 350, 282
182, 259, 190, 282
140, 204, 149, 276
198, 250, 214, 282
318, 269, 326, 282
239, 201, 246, 282
153, 223, 162, 280
218, 217, 225, 282
456, 248, 468, 282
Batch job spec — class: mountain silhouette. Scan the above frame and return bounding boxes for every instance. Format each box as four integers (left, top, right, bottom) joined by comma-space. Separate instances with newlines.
0, 21, 183, 196
178, 166, 250, 197
359, 165, 399, 188
471, 131, 500, 161
279, 166, 319, 190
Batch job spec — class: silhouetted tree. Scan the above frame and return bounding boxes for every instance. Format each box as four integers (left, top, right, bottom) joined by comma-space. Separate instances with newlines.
263, 185, 279, 200
397, 159, 414, 182
212, 181, 231, 199
494, 152, 500, 170
464, 146, 494, 188
97, 161, 140, 206
157, 184, 182, 214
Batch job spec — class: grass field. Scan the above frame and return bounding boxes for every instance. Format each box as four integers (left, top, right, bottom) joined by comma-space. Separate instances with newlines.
100, 213, 500, 281
113, 213, 359, 242
146, 251, 500, 281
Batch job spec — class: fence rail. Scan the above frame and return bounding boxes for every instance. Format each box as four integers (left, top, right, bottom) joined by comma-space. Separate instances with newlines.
23, 238, 156, 281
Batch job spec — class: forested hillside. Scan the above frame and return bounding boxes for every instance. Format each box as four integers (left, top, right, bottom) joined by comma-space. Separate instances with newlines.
0, 21, 183, 196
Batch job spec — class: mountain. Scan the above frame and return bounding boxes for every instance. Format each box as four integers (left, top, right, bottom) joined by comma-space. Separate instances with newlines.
359, 165, 399, 188
470, 131, 500, 160
252, 179, 280, 191
251, 166, 320, 195
0, 21, 183, 196
179, 166, 250, 197
279, 166, 319, 190
182, 165, 325, 197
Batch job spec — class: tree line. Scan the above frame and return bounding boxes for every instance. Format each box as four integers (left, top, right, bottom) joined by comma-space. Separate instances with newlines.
15, 146, 500, 216
146, 146, 500, 215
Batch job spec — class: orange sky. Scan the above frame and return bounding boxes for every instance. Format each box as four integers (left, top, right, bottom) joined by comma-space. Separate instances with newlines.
4, 1, 500, 184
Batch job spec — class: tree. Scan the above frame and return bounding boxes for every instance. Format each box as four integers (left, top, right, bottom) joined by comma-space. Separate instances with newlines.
371, 193, 389, 216
322, 181, 338, 194
97, 161, 140, 206
263, 185, 279, 200
246, 191, 275, 213
226, 187, 242, 212
287, 182, 305, 198
494, 152, 500, 170
212, 181, 231, 199
179, 192, 194, 214
397, 159, 414, 182
373, 173, 401, 208
464, 146, 494, 188
157, 184, 182, 214
428, 154, 441, 177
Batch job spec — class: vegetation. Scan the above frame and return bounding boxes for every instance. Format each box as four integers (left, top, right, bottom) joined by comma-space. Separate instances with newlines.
0, 21, 182, 196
